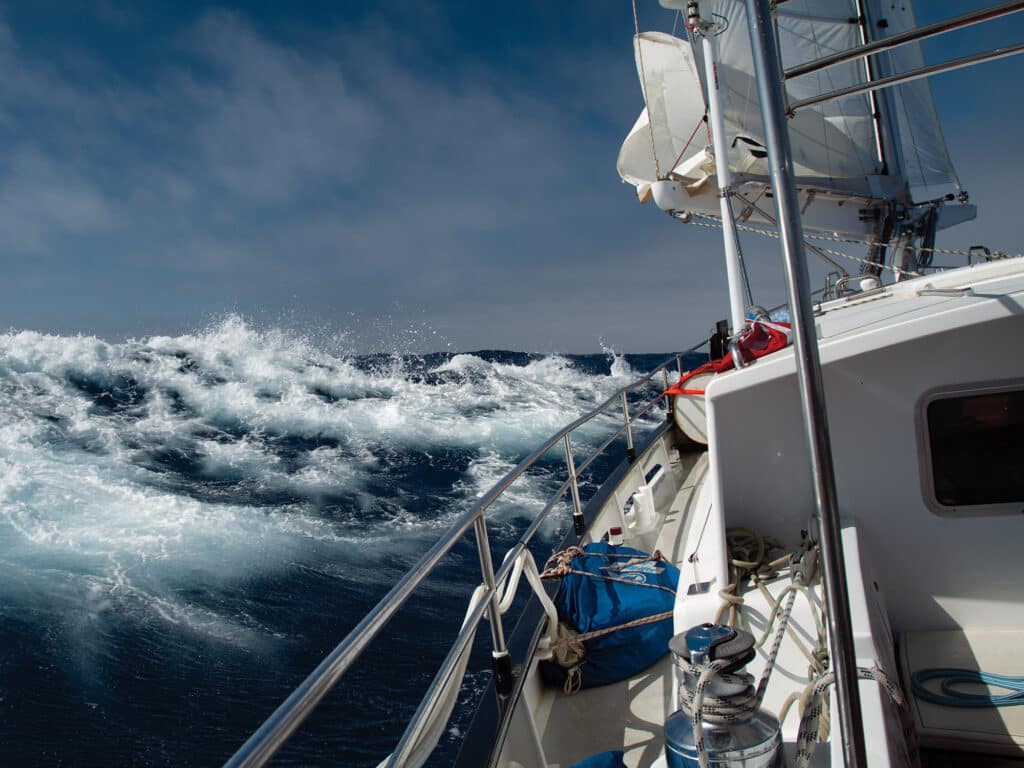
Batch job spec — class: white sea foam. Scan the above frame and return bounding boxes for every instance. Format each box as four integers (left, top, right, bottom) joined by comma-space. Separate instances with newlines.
0, 316, 663, 641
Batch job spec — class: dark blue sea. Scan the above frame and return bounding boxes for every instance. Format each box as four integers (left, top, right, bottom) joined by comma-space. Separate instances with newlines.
0, 316, 703, 766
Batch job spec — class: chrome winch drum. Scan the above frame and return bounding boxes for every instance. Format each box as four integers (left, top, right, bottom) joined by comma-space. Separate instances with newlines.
663, 623, 783, 768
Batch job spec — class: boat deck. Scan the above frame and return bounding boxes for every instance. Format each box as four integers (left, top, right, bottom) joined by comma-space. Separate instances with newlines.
532, 450, 706, 768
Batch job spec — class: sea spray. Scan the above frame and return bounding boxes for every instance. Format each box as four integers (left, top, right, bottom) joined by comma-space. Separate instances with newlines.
0, 315, 691, 766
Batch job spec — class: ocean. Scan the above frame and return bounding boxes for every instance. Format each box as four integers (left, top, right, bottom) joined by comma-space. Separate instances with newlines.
0, 316, 703, 766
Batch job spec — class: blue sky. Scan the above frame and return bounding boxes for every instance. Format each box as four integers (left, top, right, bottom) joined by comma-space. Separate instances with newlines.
1, 1, 1021, 352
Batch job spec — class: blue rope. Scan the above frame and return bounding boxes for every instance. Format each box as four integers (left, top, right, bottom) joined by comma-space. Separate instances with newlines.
912, 668, 1024, 708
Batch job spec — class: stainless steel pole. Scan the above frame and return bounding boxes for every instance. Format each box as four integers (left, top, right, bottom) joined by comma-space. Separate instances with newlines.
621, 391, 636, 462
695, 18, 748, 336
784, 0, 1024, 80
789, 42, 1024, 113
564, 434, 585, 534
743, 1, 867, 765
473, 515, 513, 696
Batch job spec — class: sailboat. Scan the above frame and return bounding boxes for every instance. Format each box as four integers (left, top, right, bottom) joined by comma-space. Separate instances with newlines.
225, 2, 1024, 766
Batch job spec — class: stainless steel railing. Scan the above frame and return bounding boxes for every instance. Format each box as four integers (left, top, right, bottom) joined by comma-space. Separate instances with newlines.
223, 342, 707, 768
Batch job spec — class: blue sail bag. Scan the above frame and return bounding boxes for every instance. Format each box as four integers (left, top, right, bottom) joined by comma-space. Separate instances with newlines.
540, 542, 679, 691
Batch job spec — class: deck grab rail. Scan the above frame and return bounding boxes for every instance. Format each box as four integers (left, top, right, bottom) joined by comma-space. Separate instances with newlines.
224, 343, 706, 768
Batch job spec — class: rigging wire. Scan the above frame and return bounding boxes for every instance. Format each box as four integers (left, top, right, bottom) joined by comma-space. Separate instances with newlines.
731, 189, 849, 275
672, 211, 1021, 269
669, 116, 709, 176
673, 212, 1002, 280
804, 12, 836, 182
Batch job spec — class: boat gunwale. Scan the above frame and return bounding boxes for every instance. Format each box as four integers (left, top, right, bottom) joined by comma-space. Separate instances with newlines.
224, 341, 709, 768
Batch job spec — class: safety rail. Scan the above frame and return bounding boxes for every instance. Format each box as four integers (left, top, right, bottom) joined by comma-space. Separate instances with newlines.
224, 341, 707, 768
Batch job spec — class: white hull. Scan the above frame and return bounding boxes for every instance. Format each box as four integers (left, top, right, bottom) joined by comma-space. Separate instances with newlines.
490, 257, 1024, 767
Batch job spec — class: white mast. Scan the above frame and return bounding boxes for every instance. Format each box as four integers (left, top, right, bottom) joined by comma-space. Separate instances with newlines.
688, 2, 747, 335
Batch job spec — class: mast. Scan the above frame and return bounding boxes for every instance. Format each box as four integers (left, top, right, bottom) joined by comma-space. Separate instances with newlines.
688, 2, 748, 335
743, 0, 868, 765
855, 0, 905, 179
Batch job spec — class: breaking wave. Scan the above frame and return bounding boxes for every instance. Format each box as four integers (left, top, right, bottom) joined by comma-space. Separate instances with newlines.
0, 315, 682, 765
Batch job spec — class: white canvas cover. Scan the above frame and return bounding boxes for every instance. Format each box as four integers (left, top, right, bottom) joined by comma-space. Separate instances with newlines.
620, 1, 969, 230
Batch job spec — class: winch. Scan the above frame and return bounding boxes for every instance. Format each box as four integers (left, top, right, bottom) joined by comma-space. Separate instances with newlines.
663, 623, 783, 768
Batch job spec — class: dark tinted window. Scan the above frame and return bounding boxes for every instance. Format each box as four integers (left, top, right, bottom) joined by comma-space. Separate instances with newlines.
928, 389, 1024, 507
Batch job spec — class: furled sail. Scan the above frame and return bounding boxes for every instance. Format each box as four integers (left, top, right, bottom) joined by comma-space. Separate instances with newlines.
619, 0, 973, 234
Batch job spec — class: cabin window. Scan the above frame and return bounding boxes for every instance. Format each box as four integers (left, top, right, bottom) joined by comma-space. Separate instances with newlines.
924, 386, 1024, 515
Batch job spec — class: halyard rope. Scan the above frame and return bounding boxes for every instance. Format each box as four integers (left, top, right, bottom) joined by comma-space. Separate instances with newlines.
679, 528, 808, 768
694, 528, 913, 768
684, 659, 757, 768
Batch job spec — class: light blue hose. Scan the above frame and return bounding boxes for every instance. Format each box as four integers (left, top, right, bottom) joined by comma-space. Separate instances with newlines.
912, 668, 1024, 707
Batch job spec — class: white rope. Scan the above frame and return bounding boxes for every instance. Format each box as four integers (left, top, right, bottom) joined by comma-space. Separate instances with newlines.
692, 529, 915, 766
793, 666, 906, 768
678, 659, 758, 768
681, 528, 813, 768
493, 549, 560, 656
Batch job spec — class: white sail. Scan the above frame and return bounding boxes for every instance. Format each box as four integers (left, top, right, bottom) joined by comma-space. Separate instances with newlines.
619, 26, 881, 188
617, 26, 899, 236
626, 0, 966, 204
617, 32, 707, 193
704, 0, 881, 185
867, 0, 960, 197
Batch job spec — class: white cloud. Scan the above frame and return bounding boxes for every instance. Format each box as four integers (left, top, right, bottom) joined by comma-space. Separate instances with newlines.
0, 6, 762, 351
0, 149, 110, 251
184, 11, 373, 201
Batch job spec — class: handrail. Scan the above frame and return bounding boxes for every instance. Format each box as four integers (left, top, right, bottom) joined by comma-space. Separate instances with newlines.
783, 0, 1024, 81
224, 342, 708, 768
788, 42, 1024, 114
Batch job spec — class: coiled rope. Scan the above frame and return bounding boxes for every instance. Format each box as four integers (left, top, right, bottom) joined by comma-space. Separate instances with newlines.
912, 668, 1024, 708
682, 659, 758, 768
